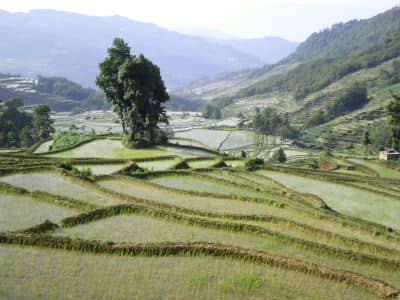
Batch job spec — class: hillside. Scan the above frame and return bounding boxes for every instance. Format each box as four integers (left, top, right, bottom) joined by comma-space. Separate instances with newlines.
0, 74, 107, 112
0, 73, 203, 112
200, 6, 400, 149
0, 10, 297, 89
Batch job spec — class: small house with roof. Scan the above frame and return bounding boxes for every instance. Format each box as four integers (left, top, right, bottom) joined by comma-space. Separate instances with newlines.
379, 150, 400, 161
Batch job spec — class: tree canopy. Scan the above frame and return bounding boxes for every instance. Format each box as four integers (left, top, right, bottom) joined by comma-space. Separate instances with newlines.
0, 99, 54, 148
387, 93, 400, 151
96, 38, 169, 147
253, 108, 298, 139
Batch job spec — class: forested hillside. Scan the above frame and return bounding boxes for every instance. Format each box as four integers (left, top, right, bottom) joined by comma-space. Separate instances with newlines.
286, 7, 400, 63
201, 6, 400, 149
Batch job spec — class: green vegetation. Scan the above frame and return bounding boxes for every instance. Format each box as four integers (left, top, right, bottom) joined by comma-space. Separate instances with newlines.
233, 25, 400, 100
1, 246, 379, 300
36, 75, 108, 111
3, 7, 400, 299
253, 108, 298, 139
270, 148, 287, 163
2, 134, 400, 299
51, 132, 90, 151
387, 92, 400, 150
244, 158, 264, 169
56, 214, 269, 248
0, 99, 54, 147
203, 103, 222, 119
305, 83, 369, 127
96, 38, 169, 147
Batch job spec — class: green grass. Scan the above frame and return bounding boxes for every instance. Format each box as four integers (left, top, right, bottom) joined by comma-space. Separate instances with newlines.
149, 175, 274, 201
257, 170, 400, 229
0, 245, 379, 300
348, 159, 400, 179
0, 172, 119, 207
0, 194, 75, 231
96, 177, 276, 216
74, 163, 129, 175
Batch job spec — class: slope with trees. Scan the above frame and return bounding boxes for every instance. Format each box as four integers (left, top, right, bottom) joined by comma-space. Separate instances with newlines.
0, 98, 54, 147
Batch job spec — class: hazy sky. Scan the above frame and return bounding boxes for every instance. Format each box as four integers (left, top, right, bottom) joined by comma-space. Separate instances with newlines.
1, 0, 400, 41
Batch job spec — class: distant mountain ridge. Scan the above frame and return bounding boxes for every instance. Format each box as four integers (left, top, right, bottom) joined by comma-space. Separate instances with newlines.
0, 9, 297, 89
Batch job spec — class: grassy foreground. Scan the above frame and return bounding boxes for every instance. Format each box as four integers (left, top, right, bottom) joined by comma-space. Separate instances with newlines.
1, 138, 400, 299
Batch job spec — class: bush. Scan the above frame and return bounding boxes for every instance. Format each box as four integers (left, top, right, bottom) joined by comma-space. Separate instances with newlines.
270, 148, 287, 163
72, 167, 93, 180
244, 158, 264, 169
58, 160, 74, 171
212, 159, 228, 169
171, 160, 190, 170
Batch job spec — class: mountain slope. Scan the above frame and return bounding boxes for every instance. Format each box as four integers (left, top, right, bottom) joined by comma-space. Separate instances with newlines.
0, 10, 296, 89
286, 7, 400, 63
199, 6, 400, 149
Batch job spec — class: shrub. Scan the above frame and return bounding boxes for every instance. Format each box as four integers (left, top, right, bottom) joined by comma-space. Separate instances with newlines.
244, 158, 264, 169
58, 160, 74, 171
72, 167, 93, 180
212, 159, 228, 169
171, 160, 191, 170
270, 148, 287, 163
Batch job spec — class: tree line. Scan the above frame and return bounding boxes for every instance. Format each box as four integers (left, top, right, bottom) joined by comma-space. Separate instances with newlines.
253, 107, 299, 139
304, 83, 369, 128
0, 98, 54, 148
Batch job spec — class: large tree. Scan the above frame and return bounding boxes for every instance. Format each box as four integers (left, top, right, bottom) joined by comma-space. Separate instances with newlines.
32, 105, 55, 141
96, 38, 169, 147
387, 93, 400, 151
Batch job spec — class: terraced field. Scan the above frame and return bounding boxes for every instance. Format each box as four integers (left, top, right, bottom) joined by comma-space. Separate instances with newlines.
0, 194, 76, 232
74, 163, 129, 175
347, 159, 400, 179
174, 129, 230, 149
1, 139, 400, 299
258, 170, 400, 228
0, 172, 121, 207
